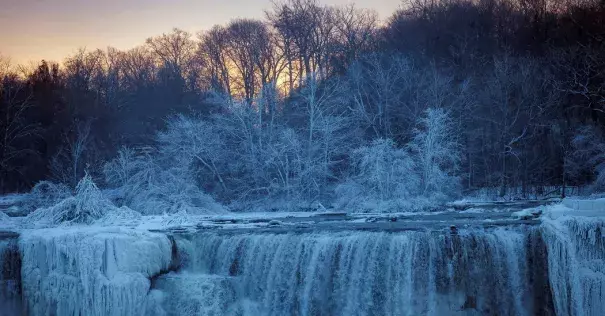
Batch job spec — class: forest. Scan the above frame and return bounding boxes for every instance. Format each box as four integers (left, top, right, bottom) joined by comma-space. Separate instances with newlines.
1, 0, 605, 213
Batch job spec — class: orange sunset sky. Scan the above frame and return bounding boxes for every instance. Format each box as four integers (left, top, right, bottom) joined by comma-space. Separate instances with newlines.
0, 0, 401, 65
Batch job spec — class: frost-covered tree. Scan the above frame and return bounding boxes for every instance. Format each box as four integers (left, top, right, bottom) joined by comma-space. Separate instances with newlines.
336, 138, 419, 212
353, 138, 417, 200
157, 114, 228, 193
103, 147, 224, 215
409, 107, 462, 199
292, 73, 357, 201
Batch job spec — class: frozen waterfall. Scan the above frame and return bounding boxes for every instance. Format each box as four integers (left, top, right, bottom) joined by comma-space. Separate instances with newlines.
541, 216, 605, 316
18, 227, 173, 316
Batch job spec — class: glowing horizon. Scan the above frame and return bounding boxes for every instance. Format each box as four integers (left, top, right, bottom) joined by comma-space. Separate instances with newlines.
0, 0, 401, 66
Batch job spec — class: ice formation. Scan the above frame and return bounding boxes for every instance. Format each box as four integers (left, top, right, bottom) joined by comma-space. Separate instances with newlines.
18, 227, 173, 316
542, 215, 605, 316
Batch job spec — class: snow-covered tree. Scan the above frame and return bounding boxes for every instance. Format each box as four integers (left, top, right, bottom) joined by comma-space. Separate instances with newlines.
354, 138, 418, 200
409, 107, 462, 199
103, 147, 225, 215
336, 138, 419, 212
157, 114, 228, 193
293, 73, 357, 201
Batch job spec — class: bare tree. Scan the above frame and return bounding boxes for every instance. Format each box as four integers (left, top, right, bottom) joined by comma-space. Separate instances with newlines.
0, 73, 41, 191
51, 121, 93, 188
332, 5, 378, 69
146, 28, 196, 76
198, 26, 233, 96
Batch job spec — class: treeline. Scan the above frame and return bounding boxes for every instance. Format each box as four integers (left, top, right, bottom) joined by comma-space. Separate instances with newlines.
1, 0, 605, 208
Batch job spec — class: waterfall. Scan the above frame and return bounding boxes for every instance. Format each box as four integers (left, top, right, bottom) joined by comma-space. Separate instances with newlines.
170, 226, 553, 316
541, 216, 605, 316
3, 216, 604, 315
0, 236, 21, 315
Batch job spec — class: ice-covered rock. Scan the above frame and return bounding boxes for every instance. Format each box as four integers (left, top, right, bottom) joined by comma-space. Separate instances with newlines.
19, 227, 173, 316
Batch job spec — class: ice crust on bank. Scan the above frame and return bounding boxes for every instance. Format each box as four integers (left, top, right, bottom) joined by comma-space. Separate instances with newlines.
19, 227, 172, 316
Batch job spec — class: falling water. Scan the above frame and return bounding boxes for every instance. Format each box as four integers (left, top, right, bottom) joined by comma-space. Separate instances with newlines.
0, 237, 21, 315
3, 219, 603, 315
168, 226, 554, 316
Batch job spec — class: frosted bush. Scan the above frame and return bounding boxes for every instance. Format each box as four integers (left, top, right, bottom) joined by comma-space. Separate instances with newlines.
96, 206, 142, 226
103, 147, 139, 187
27, 174, 129, 225
353, 138, 419, 200
103, 148, 226, 215
22, 181, 71, 213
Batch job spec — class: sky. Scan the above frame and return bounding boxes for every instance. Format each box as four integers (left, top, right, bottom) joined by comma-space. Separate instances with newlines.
0, 0, 401, 65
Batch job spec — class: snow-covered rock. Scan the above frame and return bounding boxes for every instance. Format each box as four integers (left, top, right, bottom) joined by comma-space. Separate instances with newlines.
19, 227, 173, 316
